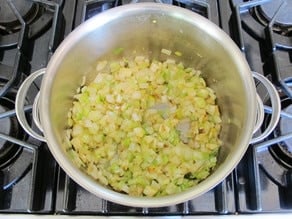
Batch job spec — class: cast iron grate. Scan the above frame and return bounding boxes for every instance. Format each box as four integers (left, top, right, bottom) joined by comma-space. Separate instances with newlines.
0, 0, 64, 213
218, 0, 292, 213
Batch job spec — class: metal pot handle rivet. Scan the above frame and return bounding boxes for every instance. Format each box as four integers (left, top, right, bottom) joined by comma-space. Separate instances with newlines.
250, 71, 281, 144
15, 68, 46, 142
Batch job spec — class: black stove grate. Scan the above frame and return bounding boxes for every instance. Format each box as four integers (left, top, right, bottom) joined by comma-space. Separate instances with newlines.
0, 0, 292, 216
0, 0, 66, 213
74, 0, 219, 26
218, 0, 292, 213
220, 0, 292, 98
0, 0, 29, 97
55, 171, 235, 215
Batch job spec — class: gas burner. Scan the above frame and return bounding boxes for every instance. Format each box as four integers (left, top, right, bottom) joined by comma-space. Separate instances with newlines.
0, 67, 38, 167
0, 0, 39, 35
260, 0, 292, 26
0, 0, 61, 48
269, 98, 292, 169
253, 0, 292, 36
0, 94, 23, 168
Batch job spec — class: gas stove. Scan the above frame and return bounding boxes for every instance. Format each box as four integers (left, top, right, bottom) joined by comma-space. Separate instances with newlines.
0, 0, 291, 217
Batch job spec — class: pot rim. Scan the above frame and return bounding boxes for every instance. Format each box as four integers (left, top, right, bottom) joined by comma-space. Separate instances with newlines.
40, 3, 257, 207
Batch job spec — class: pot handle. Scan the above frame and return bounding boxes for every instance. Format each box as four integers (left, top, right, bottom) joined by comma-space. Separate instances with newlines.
250, 72, 281, 144
16, 70, 281, 145
15, 68, 46, 142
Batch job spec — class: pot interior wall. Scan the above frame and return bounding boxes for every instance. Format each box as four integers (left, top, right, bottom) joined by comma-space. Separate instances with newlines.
47, 7, 252, 178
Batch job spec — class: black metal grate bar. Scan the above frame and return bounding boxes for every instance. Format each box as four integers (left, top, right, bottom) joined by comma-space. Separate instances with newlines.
231, 0, 271, 52
230, 0, 292, 98
0, 0, 65, 213
263, 1, 292, 98
0, 0, 28, 98
33, 0, 64, 61
251, 146, 263, 211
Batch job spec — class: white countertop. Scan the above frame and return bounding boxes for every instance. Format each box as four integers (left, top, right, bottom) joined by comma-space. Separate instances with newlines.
1, 214, 292, 219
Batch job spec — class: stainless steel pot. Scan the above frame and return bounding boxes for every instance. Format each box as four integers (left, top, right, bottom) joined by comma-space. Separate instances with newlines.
15, 3, 281, 207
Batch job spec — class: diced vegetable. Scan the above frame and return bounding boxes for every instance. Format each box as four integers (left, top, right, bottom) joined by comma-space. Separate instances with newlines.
174, 51, 182, 57
65, 55, 222, 197
161, 48, 172, 55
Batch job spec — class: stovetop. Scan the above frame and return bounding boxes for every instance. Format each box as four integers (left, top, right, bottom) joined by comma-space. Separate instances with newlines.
0, 0, 292, 216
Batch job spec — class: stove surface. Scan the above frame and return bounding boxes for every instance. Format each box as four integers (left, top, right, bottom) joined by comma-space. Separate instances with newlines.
0, 0, 292, 216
